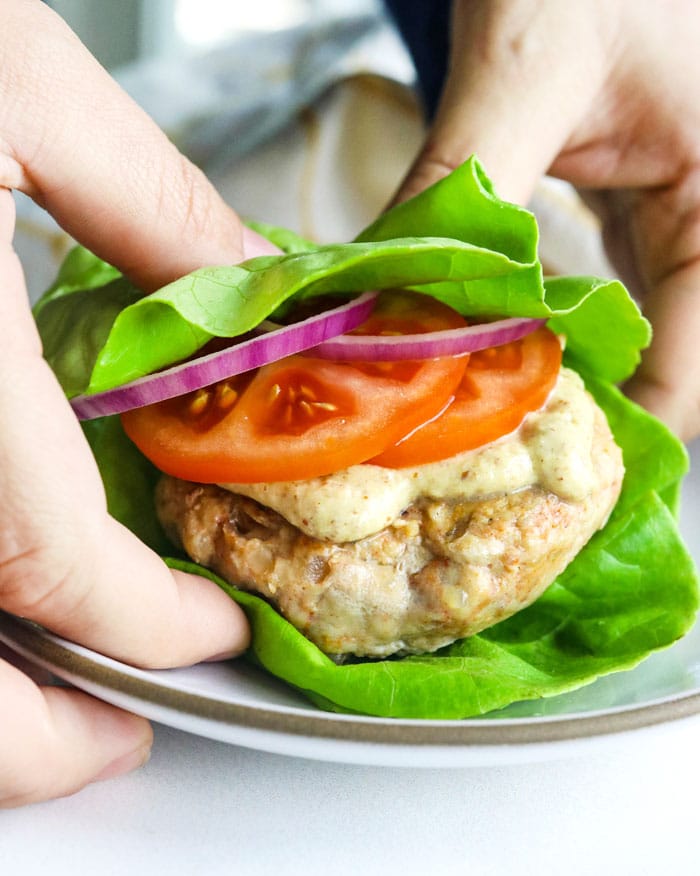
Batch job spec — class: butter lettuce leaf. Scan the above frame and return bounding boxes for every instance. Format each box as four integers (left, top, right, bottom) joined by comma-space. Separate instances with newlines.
32, 245, 121, 319
35, 156, 649, 397
547, 276, 651, 384
38, 237, 542, 396
82, 416, 171, 555
356, 156, 538, 263
582, 377, 689, 517
78, 238, 546, 395
36, 278, 142, 398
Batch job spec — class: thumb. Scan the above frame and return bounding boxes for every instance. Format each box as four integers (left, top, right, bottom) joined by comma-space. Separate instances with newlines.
392, 0, 613, 206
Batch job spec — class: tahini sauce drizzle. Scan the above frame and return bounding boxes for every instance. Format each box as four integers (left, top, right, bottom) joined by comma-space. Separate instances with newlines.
220, 368, 599, 542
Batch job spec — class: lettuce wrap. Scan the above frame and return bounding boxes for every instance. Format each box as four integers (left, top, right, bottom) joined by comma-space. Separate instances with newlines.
35, 157, 698, 719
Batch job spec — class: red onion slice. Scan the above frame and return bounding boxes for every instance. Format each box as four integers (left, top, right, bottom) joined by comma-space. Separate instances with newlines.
309, 315, 547, 361
71, 291, 378, 420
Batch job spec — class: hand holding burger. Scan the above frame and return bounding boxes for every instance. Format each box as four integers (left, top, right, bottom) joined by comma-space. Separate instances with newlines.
392, 0, 700, 442
0, 0, 252, 808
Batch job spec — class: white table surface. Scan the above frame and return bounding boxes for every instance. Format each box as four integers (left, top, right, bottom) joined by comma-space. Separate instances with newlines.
1, 716, 700, 874
2, 441, 699, 875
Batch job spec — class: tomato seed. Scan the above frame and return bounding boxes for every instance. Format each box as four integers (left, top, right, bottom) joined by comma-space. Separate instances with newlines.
298, 400, 313, 417
298, 384, 317, 401
216, 383, 239, 410
188, 388, 211, 416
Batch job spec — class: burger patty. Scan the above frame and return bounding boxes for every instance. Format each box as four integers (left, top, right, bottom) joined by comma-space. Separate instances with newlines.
156, 400, 623, 657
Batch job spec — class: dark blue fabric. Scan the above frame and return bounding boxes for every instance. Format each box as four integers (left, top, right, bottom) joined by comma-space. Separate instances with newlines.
383, 0, 451, 119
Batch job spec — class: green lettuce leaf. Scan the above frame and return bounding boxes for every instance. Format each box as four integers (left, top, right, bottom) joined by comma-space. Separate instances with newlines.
82, 416, 171, 555
32, 245, 121, 319
36, 278, 142, 398
35, 156, 649, 397
72, 238, 547, 395
35, 155, 697, 718
548, 276, 651, 384
582, 377, 689, 517
357, 156, 538, 263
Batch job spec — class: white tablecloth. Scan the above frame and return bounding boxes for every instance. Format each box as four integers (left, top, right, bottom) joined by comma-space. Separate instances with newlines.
2, 714, 699, 874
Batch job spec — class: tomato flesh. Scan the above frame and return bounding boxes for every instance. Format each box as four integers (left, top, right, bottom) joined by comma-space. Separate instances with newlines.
370, 326, 563, 468
121, 291, 468, 483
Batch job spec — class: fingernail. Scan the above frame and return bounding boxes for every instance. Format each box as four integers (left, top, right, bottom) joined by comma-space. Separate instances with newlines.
94, 742, 152, 783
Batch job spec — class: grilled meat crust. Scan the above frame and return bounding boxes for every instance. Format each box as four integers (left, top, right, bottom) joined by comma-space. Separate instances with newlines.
156, 405, 623, 657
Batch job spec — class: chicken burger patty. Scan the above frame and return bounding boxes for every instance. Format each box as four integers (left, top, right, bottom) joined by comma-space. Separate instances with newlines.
156, 368, 624, 657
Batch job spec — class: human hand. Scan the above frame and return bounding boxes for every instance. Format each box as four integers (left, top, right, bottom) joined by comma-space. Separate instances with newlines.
0, 0, 257, 807
394, 0, 700, 441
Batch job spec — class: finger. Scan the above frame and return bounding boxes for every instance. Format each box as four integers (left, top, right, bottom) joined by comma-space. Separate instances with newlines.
0, 191, 250, 668
242, 225, 283, 258
0, 642, 53, 685
392, 0, 615, 205
0, 3, 256, 667
594, 170, 700, 441
0, 1, 244, 290
0, 658, 152, 808
624, 266, 700, 441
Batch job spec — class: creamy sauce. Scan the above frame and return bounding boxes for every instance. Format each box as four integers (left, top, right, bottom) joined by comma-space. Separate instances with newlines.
220, 368, 601, 542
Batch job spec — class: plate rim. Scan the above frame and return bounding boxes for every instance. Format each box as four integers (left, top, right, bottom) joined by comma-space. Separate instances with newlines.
3, 609, 700, 748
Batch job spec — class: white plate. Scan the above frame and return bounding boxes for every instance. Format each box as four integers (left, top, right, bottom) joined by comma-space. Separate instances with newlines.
1, 441, 698, 769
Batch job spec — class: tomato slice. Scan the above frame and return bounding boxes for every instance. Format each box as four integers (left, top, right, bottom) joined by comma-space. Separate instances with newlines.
370, 326, 563, 468
120, 292, 468, 483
